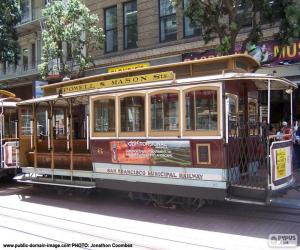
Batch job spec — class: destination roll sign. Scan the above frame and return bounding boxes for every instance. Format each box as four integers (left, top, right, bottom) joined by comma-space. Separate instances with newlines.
59, 71, 175, 94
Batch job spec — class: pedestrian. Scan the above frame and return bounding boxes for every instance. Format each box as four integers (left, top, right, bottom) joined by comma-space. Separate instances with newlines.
282, 121, 292, 140
276, 126, 284, 141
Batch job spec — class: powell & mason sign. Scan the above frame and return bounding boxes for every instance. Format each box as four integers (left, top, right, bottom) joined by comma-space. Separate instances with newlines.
58, 71, 175, 94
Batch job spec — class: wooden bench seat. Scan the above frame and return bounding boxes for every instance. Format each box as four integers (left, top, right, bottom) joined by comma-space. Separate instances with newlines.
27, 152, 93, 171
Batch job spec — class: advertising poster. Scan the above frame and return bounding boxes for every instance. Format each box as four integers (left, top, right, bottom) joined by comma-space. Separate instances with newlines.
182, 39, 300, 66
109, 140, 191, 167
270, 140, 293, 185
275, 148, 287, 179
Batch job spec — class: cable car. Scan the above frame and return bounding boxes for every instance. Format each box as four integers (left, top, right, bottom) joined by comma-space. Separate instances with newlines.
16, 55, 297, 207
0, 90, 20, 179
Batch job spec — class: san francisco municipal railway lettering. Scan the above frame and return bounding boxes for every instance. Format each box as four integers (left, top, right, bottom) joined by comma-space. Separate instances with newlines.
106, 168, 204, 180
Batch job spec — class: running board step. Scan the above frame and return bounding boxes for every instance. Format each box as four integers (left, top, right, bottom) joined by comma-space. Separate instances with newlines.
225, 197, 267, 206
16, 177, 96, 189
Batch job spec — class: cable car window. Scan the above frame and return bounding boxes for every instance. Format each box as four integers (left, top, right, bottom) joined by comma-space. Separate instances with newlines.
120, 96, 144, 132
248, 99, 258, 135
37, 110, 48, 138
185, 90, 218, 131
227, 94, 238, 136
4, 108, 17, 138
94, 99, 115, 132
20, 107, 32, 136
151, 93, 178, 131
54, 108, 65, 136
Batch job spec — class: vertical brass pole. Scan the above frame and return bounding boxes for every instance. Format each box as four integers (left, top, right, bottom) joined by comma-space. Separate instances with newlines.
69, 99, 74, 181
49, 101, 54, 179
33, 103, 37, 170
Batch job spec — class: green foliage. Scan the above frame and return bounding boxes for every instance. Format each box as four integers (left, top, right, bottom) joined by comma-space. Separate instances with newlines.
176, 0, 300, 56
0, 0, 22, 65
39, 0, 104, 80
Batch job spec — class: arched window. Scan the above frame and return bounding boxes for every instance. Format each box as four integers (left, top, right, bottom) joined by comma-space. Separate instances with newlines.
93, 98, 115, 133
120, 96, 145, 132
150, 92, 179, 131
184, 87, 220, 135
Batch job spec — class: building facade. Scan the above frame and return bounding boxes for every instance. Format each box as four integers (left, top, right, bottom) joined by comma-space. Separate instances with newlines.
0, 0, 299, 121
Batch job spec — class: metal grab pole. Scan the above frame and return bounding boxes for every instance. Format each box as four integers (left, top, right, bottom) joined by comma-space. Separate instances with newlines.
225, 97, 229, 144
47, 118, 51, 150
267, 79, 271, 188
67, 116, 70, 151
30, 120, 33, 150
15, 121, 19, 167
86, 115, 89, 150
15, 121, 18, 139
267, 79, 271, 125
290, 90, 293, 135
0, 114, 3, 168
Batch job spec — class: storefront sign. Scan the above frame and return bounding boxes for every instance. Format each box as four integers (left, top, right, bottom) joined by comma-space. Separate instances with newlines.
182, 39, 300, 66
109, 140, 191, 167
108, 63, 150, 73
59, 71, 174, 94
270, 140, 293, 184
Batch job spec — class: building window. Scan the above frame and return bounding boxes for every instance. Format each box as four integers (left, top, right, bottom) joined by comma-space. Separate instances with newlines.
31, 43, 36, 69
159, 0, 177, 42
261, 1, 280, 24
183, 0, 201, 37
22, 48, 29, 71
151, 93, 178, 131
120, 96, 144, 132
123, 1, 137, 49
21, 0, 30, 23
236, 2, 252, 28
105, 6, 118, 53
185, 89, 218, 131
94, 99, 115, 132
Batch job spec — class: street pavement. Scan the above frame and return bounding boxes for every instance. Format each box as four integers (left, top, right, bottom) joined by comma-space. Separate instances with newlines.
0, 180, 299, 250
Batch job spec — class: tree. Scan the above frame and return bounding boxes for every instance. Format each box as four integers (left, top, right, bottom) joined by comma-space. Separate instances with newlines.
38, 0, 104, 80
0, 0, 22, 68
177, 0, 300, 55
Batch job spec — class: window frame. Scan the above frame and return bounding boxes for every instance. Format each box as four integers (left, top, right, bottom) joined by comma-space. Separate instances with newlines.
91, 95, 117, 137
183, 86, 221, 136
159, 0, 177, 43
104, 5, 118, 53
118, 93, 146, 137
226, 93, 239, 136
123, 0, 138, 50
182, 0, 201, 38
196, 143, 211, 164
53, 107, 67, 138
19, 105, 33, 138
148, 89, 181, 137
248, 97, 258, 135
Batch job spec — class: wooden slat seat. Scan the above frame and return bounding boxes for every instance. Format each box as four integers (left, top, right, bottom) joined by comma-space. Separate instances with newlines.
27, 152, 93, 171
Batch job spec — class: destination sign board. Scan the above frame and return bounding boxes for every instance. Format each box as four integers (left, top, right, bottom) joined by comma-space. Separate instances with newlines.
59, 71, 174, 94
